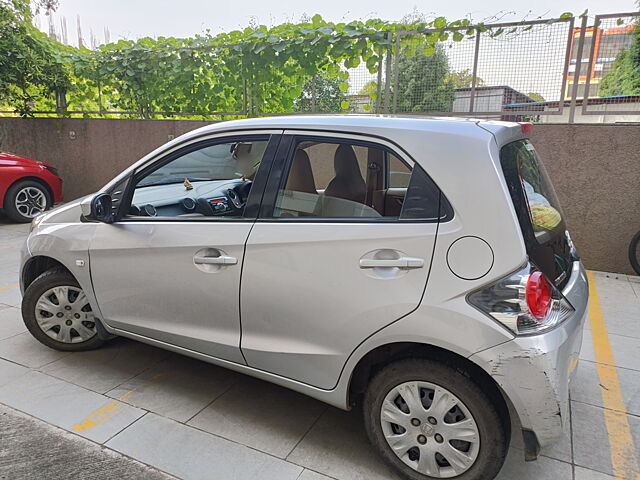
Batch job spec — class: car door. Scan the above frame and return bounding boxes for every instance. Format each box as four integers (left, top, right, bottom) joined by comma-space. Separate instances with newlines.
89, 131, 281, 364
240, 131, 447, 389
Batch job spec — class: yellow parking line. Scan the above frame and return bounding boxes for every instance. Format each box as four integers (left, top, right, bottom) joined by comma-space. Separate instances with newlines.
587, 270, 640, 479
0, 282, 18, 291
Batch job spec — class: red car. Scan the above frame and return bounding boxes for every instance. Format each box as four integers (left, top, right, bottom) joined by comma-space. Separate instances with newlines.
0, 152, 63, 223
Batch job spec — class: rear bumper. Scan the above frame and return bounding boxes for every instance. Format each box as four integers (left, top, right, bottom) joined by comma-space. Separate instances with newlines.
469, 260, 588, 454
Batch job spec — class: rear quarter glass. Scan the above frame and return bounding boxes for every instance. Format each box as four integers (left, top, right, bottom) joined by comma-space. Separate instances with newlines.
499, 139, 573, 289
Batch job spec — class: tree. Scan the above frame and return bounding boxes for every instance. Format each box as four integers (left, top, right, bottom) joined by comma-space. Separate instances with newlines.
394, 44, 455, 113
354, 80, 380, 112
358, 80, 378, 97
0, 0, 68, 115
447, 69, 484, 89
294, 73, 346, 113
527, 92, 546, 102
599, 24, 640, 96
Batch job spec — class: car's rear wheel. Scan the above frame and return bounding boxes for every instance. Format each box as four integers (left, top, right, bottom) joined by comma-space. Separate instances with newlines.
363, 358, 508, 480
22, 269, 105, 351
4, 179, 52, 223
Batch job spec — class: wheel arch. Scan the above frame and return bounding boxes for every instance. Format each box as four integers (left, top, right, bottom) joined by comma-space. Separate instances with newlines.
3, 176, 54, 208
21, 255, 72, 291
347, 341, 513, 433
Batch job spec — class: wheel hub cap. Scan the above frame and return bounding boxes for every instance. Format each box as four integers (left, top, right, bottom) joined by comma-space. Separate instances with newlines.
35, 286, 97, 343
380, 381, 480, 478
421, 423, 435, 436
15, 187, 46, 218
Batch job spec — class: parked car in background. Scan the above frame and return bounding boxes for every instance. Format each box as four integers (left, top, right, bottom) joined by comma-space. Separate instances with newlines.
0, 152, 63, 223
19, 116, 588, 480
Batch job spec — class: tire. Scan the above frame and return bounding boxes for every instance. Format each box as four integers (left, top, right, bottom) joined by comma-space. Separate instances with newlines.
22, 269, 105, 351
363, 358, 508, 480
629, 231, 640, 276
4, 179, 52, 223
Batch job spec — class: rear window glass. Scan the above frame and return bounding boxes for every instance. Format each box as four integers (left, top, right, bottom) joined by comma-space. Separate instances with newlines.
503, 140, 565, 243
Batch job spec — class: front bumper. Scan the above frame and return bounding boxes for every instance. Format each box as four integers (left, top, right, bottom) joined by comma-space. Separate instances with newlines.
469, 261, 588, 455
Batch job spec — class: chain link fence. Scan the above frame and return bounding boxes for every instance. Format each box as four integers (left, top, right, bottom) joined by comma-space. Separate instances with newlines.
391, 18, 576, 119
4, 12, 638, 123
578, 12, 640, 122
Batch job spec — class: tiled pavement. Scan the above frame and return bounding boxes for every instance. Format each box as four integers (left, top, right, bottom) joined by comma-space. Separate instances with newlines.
0, 219, 638, 480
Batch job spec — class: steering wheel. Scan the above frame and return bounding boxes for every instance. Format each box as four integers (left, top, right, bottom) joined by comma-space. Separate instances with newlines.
227, 180, 252, 211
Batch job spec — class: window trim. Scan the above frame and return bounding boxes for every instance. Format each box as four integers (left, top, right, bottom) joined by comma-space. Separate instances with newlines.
112, 132, 282, 223
258, 131, 452, 224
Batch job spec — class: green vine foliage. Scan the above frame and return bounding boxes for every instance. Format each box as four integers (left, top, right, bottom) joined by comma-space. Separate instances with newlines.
0, 0, 70, 115
3, 9, 557, 118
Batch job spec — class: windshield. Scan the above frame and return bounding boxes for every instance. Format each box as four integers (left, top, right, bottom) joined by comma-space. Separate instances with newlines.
138, 176, 214, 187
139, 142, 268, 188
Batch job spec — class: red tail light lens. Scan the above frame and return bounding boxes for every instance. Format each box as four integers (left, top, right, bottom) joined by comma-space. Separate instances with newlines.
467, 262, 575, 335
526, 271, 552, 321
519, 122, 533, 134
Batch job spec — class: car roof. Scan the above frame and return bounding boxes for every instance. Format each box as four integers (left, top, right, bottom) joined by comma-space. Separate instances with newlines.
182, 114, 520, 140
103, 114, 525, 194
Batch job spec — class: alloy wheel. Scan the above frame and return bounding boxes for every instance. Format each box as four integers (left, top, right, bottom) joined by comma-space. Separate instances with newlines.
380, 381, 480, 478
15, 187, 47, 218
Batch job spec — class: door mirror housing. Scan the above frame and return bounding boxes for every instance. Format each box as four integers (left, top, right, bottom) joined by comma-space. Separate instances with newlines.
81, 193, 114, 223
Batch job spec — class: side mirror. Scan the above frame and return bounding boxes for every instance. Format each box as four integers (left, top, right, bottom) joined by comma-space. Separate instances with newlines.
82, 193, 114, 223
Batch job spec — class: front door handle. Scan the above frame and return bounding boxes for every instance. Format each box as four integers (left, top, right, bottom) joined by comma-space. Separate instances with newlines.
359, 257, 424, 269
194, 255, 238, 265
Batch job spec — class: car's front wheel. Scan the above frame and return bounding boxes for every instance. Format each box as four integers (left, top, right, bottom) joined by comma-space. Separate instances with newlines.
22, 269, 105, 351
363, 358, 508, 480
4, 179, 51, 223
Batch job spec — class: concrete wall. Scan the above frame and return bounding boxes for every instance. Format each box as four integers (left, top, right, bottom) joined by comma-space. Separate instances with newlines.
0, 118, 638, 275
0, 118, 213, 201
529, 124, 640, 275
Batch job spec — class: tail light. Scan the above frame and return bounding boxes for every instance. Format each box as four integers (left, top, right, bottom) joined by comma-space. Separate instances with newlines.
526, 271, 551, 320
519, 122, 533, 134
468, 262, 574, 335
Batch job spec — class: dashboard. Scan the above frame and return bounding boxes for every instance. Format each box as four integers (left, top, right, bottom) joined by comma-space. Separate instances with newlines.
128, 178, 250, 218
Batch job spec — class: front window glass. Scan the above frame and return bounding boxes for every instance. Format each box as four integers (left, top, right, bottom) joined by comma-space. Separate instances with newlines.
129, 138, 269, 218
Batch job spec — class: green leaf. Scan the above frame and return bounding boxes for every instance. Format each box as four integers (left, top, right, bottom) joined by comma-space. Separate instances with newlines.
340, 100, 350, 110
312, 14, 323, 26
338, 81, 349, 92
616, 18, 624, 25
560, 12, 573, 19
363, 104, 371, 111
453, 32, 464, 42
422, 44, 435, 56
433, 17, 447, 29
579, 9, 588, 18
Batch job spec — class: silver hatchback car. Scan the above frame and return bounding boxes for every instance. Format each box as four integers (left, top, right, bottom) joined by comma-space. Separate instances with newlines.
20, 116, 588, 480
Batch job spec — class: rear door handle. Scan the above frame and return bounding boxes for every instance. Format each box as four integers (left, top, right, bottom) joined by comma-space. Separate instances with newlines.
359, 257, 424, 269
194, 255, 238, 265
